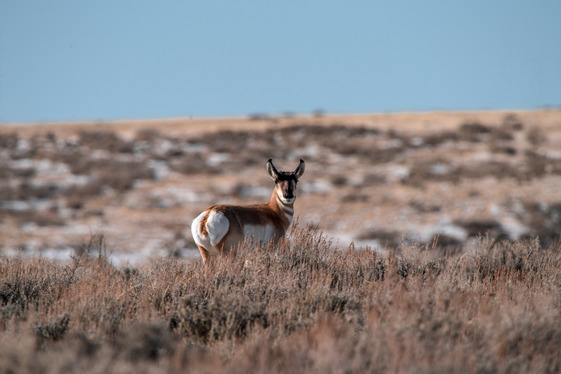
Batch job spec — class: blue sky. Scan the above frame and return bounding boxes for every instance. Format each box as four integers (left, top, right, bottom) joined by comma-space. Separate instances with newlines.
1, 1, 560, 123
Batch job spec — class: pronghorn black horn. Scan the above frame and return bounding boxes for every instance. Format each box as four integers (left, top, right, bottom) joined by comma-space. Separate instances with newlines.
266, 159, 280, 181
294, 159, 305, 179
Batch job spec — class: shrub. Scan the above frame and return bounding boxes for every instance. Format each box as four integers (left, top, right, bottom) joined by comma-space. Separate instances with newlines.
33, 313, 70, 348
78, 131, 134, 153
0, 133, 19, 150
0, 228, 560, 373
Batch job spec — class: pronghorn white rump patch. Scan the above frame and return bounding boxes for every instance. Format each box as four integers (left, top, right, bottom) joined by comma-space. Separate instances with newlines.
243, 224, 275, 245
191, 210, 230, 255
191, 211, 208, 245
206, 211, 230, 248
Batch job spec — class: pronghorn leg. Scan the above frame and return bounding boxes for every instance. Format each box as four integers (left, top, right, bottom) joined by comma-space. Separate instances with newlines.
197, 245, 210, 265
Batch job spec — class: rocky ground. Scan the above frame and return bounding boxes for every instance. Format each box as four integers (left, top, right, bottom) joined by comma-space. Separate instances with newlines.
1, 110, 560, 264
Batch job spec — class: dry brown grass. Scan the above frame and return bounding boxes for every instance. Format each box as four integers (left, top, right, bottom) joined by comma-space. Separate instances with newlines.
1, 226, 560, 373
1, 110, 561, 371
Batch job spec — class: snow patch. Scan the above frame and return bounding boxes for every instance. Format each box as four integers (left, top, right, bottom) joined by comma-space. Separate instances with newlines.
302, 180, 332, 193
239, 186, 269, 198
1, 199, 51, 211
378, 139, 403, 150
413, 218, 468, 243
207, 153, 230, 166
386, 165, 410, 182
40, 247, 75, 260
429, 164, 450, 175
148, 160, 170, 180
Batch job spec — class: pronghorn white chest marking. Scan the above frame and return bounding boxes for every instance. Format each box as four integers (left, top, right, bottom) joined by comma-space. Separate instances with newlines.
282, 206, 294, 225
191, 159, 305, 263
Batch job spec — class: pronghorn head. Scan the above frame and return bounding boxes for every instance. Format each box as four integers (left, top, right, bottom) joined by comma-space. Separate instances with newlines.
266, 159, 305, 205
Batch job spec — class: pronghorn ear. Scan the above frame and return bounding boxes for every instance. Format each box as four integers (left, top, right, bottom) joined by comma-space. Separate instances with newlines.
293, 159, 305, 179
266, 159, 280, 181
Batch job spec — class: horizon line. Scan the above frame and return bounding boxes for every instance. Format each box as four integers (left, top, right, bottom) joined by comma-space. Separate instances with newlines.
1, 106, 560, 127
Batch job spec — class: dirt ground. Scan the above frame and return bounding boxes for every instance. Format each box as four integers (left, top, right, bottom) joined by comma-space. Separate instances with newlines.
1, 110, 560, 263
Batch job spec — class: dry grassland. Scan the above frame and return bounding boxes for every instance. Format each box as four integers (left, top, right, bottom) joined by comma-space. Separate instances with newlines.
1, 227, 560, 373
1, 110, 561, 372
1, 110, 560, 258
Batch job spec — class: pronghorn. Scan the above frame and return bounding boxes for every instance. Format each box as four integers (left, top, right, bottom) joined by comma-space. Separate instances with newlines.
191, 159, 305, 263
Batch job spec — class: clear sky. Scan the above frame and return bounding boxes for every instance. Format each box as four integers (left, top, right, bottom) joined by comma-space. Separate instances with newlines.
1, 1, 560, 123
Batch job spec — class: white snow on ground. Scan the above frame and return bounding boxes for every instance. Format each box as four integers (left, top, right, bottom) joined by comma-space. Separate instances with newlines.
238, 186, 270, 198
207, 153, 230, 166
378, 138, 403, 150
148, 160, 170, 180
302, 180, 333, 193
498, 217, 530, 241
410, 218, 469, 244
123, 182, 212, 209
39, 247, 75, 260
385, 164, 410, 182
2, 247, 200, 267
9, 158, 91, 186
429, 164, 450, 175
1, 200, 51, 211
410, 137, 424, 147
490, 204, 530, 240
183, 143, 206, 153
328, 231, 385, 252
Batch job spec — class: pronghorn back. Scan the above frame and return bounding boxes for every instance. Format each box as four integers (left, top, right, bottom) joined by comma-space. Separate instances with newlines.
191, 159, 305, 263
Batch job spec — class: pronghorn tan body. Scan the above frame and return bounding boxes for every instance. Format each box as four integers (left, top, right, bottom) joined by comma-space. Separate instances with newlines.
191, 159, 305, 263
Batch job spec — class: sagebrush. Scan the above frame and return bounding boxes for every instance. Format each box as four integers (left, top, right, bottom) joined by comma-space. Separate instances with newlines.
1, 226, 560, 373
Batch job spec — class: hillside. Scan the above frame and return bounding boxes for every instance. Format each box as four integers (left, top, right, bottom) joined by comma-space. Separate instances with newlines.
1, 110, 560, 262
